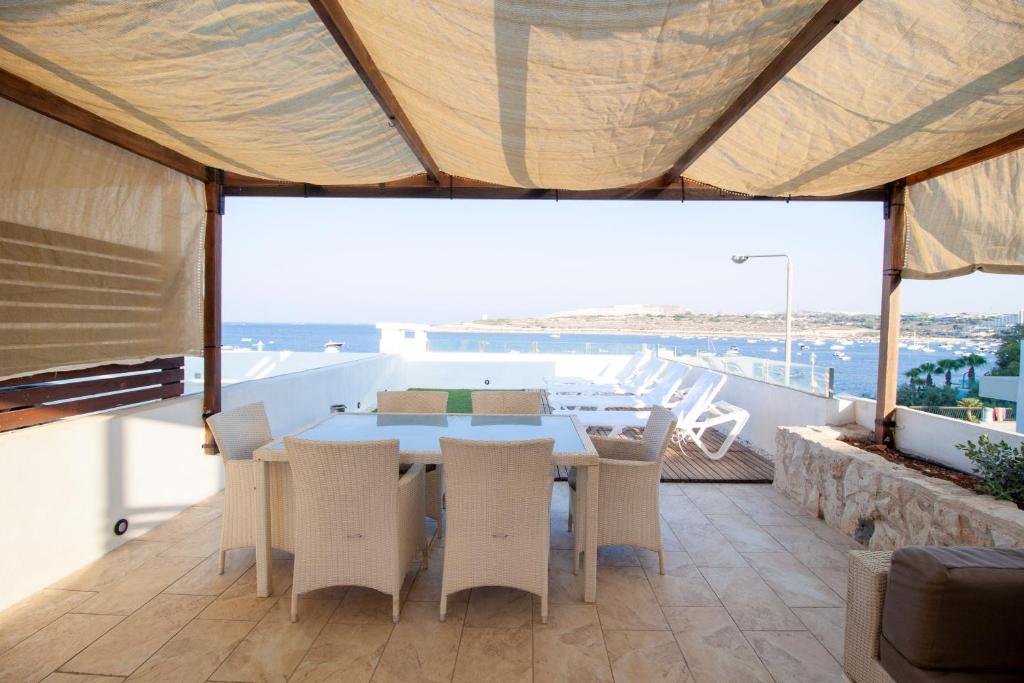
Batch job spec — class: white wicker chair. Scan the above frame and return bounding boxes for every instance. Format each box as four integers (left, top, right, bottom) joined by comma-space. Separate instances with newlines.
470, 390, 542, 415
205, 402, 293, 574
438, 437, 554, 624
377, 390, 448, 541
844, 551, 897, 683
568, 406, 677, 574
285, 437, 425, 623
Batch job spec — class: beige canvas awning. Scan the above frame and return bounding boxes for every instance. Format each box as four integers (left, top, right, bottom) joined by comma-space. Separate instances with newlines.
0, 0, 1021, 378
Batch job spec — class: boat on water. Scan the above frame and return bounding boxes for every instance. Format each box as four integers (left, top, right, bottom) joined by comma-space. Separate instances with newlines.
324, 341, 345, 352
725, 346, 740, 356
829, 344, 845, 350
549, 333, 561, 338
799, 343, 810, 350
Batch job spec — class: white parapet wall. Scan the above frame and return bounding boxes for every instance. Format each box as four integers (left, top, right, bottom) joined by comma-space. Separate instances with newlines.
0, 353, 399, 611
846, 395, 1024, 473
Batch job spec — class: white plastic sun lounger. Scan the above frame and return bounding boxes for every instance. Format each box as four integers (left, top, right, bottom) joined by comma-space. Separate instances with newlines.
547, 359, 668, 397
557, 371, 750, 460
544, 349, 652, 392
548, 364, 691, 410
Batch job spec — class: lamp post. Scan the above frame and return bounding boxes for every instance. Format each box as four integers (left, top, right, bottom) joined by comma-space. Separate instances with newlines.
732, 254, 793, 382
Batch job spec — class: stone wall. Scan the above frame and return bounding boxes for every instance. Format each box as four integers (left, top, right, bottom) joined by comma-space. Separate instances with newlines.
774, 425, 1024, 549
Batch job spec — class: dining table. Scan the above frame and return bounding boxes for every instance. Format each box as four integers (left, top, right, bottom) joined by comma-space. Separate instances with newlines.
252, 412, 602, 603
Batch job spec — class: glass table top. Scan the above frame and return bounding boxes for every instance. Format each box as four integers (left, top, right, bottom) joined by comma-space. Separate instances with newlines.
273, 414, 587, 453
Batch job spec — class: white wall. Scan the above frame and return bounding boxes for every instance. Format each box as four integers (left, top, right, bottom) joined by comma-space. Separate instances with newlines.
979, 375, 1018, 402
845, 395, 1023, 473
183, 351, 381, 393
0, 353, 398, 611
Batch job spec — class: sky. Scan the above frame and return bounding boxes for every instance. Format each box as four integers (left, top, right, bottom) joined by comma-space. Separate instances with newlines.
223, 197, 1021, 325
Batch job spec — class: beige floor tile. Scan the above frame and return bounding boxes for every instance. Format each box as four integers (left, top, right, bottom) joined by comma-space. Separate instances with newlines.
762, 527, 849, 568
549, 516, 576, 550
125, 618, 254, 683
755, 487, 811, 516
743, 553, 844, 607
660, 483, 688, 496
604, 630, 689, 683
199, 560, 292, 622
660, 520, 685, 551
211, 598, 337, 683
533, 604, 612, 683
664, 606, 772, 683
371, 601, 465, 683
681, 486, 745, 516
452, 627, 531, 683
406, 547, 469, 604
793, 607, 846, 663
139, 506, 222, 543
796, 516, 864, 549
658, 495, 706, 525
547, 548, 585, 605
596, 545, 639, 566
164, 549, 255, 597
595, 566, 668, 631
62, 594, 211, 677
0, 613, 122, 683
668, 522, 748, 568
52, 541, 170, 593
644, 561, 720, 608
73, 557, 202, 617
42, 674, 124, 682
330, 588, 398, 625
745, 630, 845, 682
466, 587, 533, 629
700, 567, 804, 631
808, 565, 849, 599
0, 589, 95, 655
718, 489, 802, 526
289, 623, 392, 683
299, 586, 350, 601
159, 519, 222, 558
706, 514, 785, 553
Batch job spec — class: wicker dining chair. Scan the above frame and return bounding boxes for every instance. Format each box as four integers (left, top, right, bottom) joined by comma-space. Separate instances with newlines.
206, 402, 293, 574
438, 437, 555, 623
377, 390, 448, 540
470, 390, 542, 415
285, 437, 425, 623
568, 406, 677, 575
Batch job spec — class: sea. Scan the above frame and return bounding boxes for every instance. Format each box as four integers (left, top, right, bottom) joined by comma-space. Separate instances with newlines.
223, 322, 985, 399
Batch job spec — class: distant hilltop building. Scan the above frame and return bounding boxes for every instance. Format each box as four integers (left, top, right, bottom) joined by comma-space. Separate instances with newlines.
544, 304, 690, 318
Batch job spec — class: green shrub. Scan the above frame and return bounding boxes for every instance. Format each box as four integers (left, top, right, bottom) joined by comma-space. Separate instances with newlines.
957, 435, 1024, 506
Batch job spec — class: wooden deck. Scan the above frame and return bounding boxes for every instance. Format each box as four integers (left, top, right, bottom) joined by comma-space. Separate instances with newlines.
542, 393, 774, 484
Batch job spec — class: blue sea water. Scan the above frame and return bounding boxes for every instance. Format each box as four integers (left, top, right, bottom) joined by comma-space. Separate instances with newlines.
223, 322, 979, 399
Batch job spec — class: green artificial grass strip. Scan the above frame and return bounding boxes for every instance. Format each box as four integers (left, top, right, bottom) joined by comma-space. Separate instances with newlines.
407, 388, 523, 414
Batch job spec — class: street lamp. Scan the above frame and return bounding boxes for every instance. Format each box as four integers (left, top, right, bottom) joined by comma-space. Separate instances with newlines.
731, 254, 793, 381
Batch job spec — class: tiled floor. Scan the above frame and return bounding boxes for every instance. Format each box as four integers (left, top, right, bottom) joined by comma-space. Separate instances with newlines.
0, 482, 861, 682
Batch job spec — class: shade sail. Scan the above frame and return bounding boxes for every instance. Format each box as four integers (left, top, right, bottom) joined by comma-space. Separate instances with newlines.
0, 100, 205, 381
904, 149, 1024, 280
0, 0, 422, 185
687, 0, 1024, 197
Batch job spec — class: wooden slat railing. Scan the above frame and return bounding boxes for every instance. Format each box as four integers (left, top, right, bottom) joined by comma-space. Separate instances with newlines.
0, 357, 184, 432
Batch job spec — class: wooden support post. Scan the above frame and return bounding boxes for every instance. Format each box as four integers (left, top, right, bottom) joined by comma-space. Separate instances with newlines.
874, 182, 907, 445
202, 169, 224, 454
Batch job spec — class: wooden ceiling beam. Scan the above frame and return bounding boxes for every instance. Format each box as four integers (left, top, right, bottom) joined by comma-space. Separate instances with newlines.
904, 128, 1024, 185
309, 0, 441, 184
222, 171, 886, 202
659, 0, 862, 186
0, 67, 209, 181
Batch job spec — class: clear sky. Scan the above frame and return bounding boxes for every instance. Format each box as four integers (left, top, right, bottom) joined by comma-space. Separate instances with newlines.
223, 197, 1021, 325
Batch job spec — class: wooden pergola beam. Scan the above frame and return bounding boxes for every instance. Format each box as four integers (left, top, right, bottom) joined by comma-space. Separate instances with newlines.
659, 0, 862, 185
874, 181, 907, 446
0, 67, 208, 181
201, 170, 224, 455
222, 171, 887, 202
308, 0, 441, 184
904, 128, 1024, 185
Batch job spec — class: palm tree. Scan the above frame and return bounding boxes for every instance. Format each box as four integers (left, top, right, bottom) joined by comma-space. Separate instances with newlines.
904, 367, 923, 386
957, 396, 984, 422
917, 361, 937, 386
936, 358, 963, 387
961, 354, 987, 384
